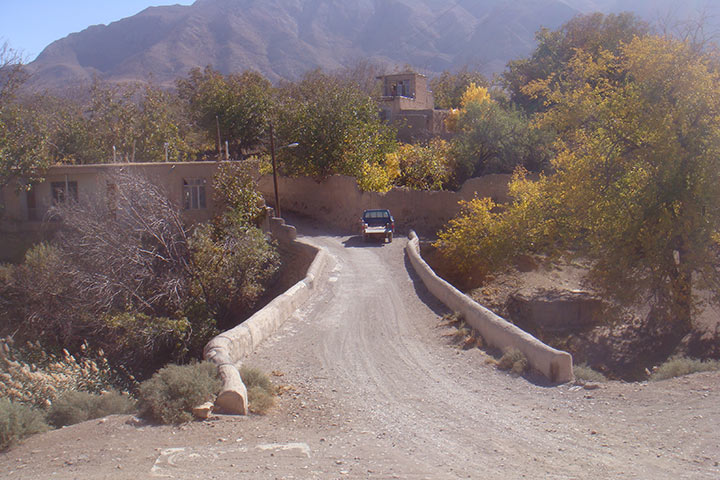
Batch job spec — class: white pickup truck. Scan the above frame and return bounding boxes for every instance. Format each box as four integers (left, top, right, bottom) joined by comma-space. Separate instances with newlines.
360, 209, 395, 243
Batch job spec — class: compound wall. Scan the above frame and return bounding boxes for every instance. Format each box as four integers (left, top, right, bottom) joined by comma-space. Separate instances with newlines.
258, 174, 513, 236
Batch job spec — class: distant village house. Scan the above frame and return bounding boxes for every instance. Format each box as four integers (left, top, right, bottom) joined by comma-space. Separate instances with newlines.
377, 72, 450, 142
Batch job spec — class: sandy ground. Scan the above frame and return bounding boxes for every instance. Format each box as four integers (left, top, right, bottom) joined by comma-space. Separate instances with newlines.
1, 220, 719, 479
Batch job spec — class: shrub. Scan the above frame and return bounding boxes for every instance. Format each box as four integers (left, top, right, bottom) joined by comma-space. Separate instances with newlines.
650, 356, 720, 381
47, 390, 136, 428
189, 223, 279, 329
0, 398, 48, 451
212, 161, 266, 227
573, 364, 608, 383
497, 348, 529, 375
102, 312, 198, 376
137, 362, 221, 424
240, 366, 276, 415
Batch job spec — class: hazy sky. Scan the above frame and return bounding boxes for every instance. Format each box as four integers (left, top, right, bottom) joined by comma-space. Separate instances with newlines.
1, 1, 195, 61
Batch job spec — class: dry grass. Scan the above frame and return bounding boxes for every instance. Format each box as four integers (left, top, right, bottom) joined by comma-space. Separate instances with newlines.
47, 390, 136, 428
573, 364, 608, 383
0, 399, 48, 451
650, 356, 720, 381
240, 366, 276, 415
440, 313, 484, 350
497, 349, 529, 375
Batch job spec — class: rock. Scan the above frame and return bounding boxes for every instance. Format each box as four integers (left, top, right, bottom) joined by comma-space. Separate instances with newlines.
192, 402, 214, 420
125, 416, 144, 426
505, 289, 604, 336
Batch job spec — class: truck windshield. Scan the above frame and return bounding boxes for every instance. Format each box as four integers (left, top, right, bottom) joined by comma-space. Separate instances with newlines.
364, 211, 389, 219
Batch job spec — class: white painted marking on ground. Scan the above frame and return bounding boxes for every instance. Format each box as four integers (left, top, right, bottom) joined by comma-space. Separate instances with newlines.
256, 442, 312, 458
150, 443, 309, 476
151, 448, 187, 477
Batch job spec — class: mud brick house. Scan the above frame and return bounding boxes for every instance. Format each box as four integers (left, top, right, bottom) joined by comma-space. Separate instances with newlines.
0, 162, 222, 234
377, 72, 450, 142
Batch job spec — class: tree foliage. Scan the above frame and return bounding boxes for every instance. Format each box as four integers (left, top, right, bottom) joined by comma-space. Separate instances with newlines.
0, 43, 48, 189
439, 34, 720, 334
503, 12, 650, 114
177, 67, 273, 158
430, 67, 489, 110
385, 139, 455, 191
450, 88, 552, 181
274, 69, 396, 180
189, 222, 279, 329
212, 161, 265, 228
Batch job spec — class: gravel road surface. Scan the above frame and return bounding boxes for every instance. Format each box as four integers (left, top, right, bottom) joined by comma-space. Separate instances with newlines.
2, 220, 718, 479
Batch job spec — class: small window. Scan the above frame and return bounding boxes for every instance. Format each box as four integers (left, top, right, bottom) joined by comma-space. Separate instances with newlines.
51, 181, 78, 204
183, 178, 206, 210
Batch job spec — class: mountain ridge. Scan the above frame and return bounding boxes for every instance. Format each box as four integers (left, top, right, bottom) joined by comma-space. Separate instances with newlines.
25, 0, 718, 91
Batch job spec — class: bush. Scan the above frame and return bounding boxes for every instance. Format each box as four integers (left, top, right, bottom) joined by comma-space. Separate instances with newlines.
137, 362, 221, 424
102, 312, 199, 377
650, 356, 720, 381
497, 348, 529, 375
240, 366, 276, 415
573, 364, 608, 383
212, 161, 266, 227
0, 398, 48, 451
47, 390, 136, 428
189, 223, 279, 329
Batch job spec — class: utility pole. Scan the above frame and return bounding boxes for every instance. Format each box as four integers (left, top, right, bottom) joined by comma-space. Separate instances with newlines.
270, 122, 280, 218
216, 115, 222, 159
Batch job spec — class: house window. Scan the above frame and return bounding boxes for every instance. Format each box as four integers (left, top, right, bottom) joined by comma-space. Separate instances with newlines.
183, 178, 206, 210
51, 181, 78, 204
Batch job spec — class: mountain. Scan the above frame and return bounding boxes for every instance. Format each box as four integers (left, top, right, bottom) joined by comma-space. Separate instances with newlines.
24, 0, 718, 91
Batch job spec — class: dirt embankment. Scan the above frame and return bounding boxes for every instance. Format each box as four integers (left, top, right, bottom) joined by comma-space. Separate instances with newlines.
421, 242, 720, 380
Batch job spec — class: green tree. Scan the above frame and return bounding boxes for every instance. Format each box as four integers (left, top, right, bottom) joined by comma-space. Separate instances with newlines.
0, 43, 48, 189
25, 93, 96, 164
212, 161, 266, 228
503, 12, 650, 114
440, 35, 720, 337
430, 67, 489, 110
134, 85, 196, 162
85, 81, 139, 162
386, 139, 455, 190
451, 92, 551, 181
275, 69, 396, 180
177, 67, 273, 158
189, 222, 279, 329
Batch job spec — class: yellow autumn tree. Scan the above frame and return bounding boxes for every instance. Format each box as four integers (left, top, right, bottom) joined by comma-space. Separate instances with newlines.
444, 82, 491, 132
437, 34, 720, 336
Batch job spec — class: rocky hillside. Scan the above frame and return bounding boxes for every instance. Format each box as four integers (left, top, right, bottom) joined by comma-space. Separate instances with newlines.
25, 0, 717, 91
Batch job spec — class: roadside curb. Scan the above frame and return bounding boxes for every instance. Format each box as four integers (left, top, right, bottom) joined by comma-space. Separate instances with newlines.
204, 230, 330, 414
405, 231, 574, 383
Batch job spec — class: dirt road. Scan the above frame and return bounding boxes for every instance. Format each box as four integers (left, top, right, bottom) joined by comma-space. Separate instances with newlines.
2, 222, 719, 479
